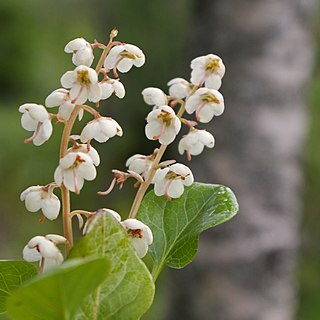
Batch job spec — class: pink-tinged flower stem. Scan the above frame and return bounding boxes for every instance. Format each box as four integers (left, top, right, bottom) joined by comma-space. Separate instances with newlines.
60, 31, 117, 255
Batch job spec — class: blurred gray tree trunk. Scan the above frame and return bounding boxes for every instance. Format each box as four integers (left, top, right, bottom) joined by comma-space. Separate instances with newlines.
167, 1, 316, 319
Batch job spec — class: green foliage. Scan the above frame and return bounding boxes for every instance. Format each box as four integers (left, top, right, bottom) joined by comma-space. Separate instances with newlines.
137, 183, 239, 280
6, 258, 109, 320
0, 261, 37, 314
69, 213, 155, 320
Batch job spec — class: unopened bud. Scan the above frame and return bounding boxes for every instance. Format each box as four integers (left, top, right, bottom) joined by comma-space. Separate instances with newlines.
110, 28, 118, 39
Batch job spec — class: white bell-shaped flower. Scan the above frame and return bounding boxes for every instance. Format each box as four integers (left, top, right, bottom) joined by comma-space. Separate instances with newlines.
178, 129, 215, 160
142, 87, 167, 107
19, 103, 53, 146
68, 144, 100, 166
60, 65, 101, 105
45, 88, 84, 121
64, 38, 94, 67
190, 54, 225, 89
121, 219, 153, 258
145, 105, 181, 145
23, 234, 66, 272
126, 154, 154, 178
80, 117, 123, 143
99, 79, 125, 100
153, 163, 194, 200
167, 78, 191, 99
104, 44, 145, 74
54, 152, 96, 194
20, 186, 61, 220
83, 208, 121, 235
185, 88, 224, 123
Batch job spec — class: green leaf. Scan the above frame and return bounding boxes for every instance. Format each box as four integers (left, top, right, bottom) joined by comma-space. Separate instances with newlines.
7, 258, 110, 320
0, 260, 37, 314
137, 182, 239, 279
69, 213, 155, 320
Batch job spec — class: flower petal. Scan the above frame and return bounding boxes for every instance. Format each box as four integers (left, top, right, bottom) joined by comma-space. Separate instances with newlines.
41, 195, 60, 220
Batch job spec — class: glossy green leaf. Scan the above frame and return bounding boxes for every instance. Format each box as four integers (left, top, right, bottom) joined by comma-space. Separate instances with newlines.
137, 182, 239, 279
0, 260, 37, 314
7, 258, 110, 320
69, 213, 155, 320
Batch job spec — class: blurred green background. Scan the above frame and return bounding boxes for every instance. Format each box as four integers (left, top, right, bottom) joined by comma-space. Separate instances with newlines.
0, 0, 319, 319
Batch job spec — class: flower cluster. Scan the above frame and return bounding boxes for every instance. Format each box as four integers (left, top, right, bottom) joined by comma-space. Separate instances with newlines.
18, 29, 226, 271
19, 30, 153, 268
120, 53, 225, 208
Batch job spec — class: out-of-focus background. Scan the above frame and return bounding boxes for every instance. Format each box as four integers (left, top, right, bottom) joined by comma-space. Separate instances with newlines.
0, 0, 319, 319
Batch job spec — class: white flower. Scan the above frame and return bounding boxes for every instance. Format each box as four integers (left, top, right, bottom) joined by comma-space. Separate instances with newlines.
64, 38, 94, 67
121, 219, 153, 258
83, 208, 121, 235
178, 129, 215, 160
142, 87, 167, 107
126, 154, 154, 178
190, 54, 225, 89
23, 234, 66, 271
19, 103, 53, 146
45, 88, 84, 121
54, 152, 96, 194
104, 44, 145, 74
99, 79, 125, 100
80, 117, 123, 143
20, 186, 61, 220
60, 65, 101, 105
167, 78, 191, 99
185, 88, 224, 123
153, 163, 194, 200
68, 144, 100, 166
145, 105, 181, 145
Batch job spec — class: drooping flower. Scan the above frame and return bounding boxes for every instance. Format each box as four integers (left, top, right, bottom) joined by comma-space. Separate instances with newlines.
64, 37, 94, 67
185, 88, 224, 123
20, 185, 61, 220
99, 79, 125, 100
45, 88, 84, 121
142, 87, 167, 107
83, 208, 121, 235
68, 144, 100, 166
190, 54, 225, 89
19, 103, 53, 146
121, 219, 153, 258
80, 117, 123, 143
145, 105, 181, 145
60, 65, 101, 105
23, 234, 66, 272
126, 153, 154, 179
104, 44, 145, 75
167, 78, 191, 99
54, 152, 96, 194
178, 129, 215, 161
153, 163, 194, 200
